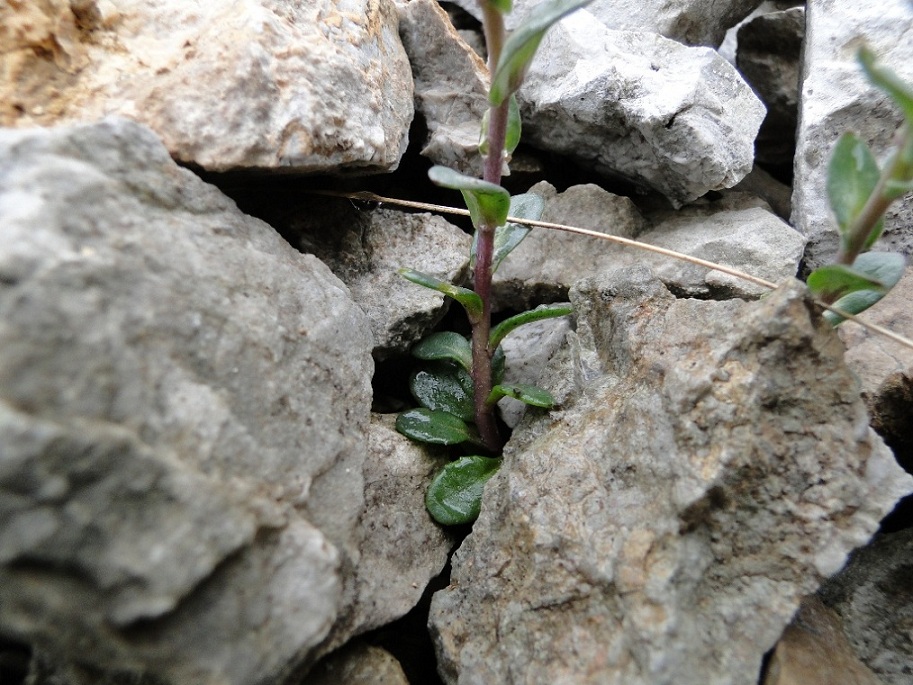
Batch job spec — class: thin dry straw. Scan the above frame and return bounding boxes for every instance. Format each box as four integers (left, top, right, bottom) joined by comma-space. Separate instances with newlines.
308, 190, 913, 352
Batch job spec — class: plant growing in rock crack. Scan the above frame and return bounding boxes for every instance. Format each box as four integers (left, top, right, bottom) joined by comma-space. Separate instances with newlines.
806, 48, 912, 322
394, 0, 590, 526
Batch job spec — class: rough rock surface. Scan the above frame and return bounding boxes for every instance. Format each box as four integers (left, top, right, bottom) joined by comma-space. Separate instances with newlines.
396, 0, 490, 175
329, 414, 455, 646
0, 118, 377, 685
736, 6, 805, 173
493, 183, 804, 308
518, 10, 766, 206
492, 181, 645, 309
819, 529, 913, 685
793, 0, 913, 270
0, 0, 413, 172
288, 200, 472, 360
429, 270, 912, 685
447, 0, 764, 47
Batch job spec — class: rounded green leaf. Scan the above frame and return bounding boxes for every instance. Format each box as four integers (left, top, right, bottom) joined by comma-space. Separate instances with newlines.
395, 408, 474, 445
428, 166, 510, 229
412, 332, 472, 372
410, 362, 475, 421
490, 0, 593, 106
425, 456, 501, 525
807, 264, 886, 302
827, 132, 881, 247
487, 383, 555, 408
821, 252, 906, 325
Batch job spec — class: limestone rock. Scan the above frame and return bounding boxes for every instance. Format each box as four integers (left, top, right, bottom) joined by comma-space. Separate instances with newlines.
819, 528, 913, 685
736, 6, 805, 173
0, 118, 376, 684
396, 0, 490, 176
492, 181, 645, 309
429, 270, 912, 685
447, 0, 765, 47
0, 0, 413, 173
519, 11, 766, 207
327, 414, 455, 647
288, 199, 472, 360
793, 0, 913, 270
493, 183, 804, 308
639, 193, 806, 298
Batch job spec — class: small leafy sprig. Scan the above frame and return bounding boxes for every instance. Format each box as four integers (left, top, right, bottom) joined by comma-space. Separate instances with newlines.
395, 0, 590, 525
807, 48, 911, 323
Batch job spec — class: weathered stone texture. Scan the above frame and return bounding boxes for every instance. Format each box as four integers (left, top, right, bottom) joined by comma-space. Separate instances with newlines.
519, 11, 766, 206
0, 0, 414, 172
0, 118, 376, 684
430, 270, 912, 685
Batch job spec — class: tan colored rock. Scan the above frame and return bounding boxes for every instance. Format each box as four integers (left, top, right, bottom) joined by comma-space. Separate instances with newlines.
764, 597, 884, 685
0, 0, 414, 172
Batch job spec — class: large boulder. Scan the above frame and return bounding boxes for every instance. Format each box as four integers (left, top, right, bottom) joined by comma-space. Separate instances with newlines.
0, 118, 378, 684
0, 0, 413, 172
429, 269, 912, 685
792, 0, 913, 270
518, 10, 766, 207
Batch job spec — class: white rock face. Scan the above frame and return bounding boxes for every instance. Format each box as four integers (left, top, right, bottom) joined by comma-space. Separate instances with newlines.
0, 0, 414, 172
448, 0, 764, 46
519, 11, 766, 207
793, 0, 913, 270
430, 272, 913, 685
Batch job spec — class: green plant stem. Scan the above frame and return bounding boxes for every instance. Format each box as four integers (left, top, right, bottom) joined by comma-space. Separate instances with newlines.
469, 3, 513, 453
834, 125, 910, 275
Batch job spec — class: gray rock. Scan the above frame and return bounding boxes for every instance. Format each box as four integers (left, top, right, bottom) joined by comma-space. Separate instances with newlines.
519, 11, 766, 207
792, 0, 913, 271
429, 270, 912, 685
493, 183, 804, 308
493, 181, 645, 309
731, 164, 793, 221
736, 7, 805, 171
326, 414, 455, 647
396, 0, 490, 176
639, 193, 806, 298
0, 118, 376, 684
290, 200, 472, 360
819, 529, 913, 685
0, 0, 413, 173
448, 0, 765, 47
